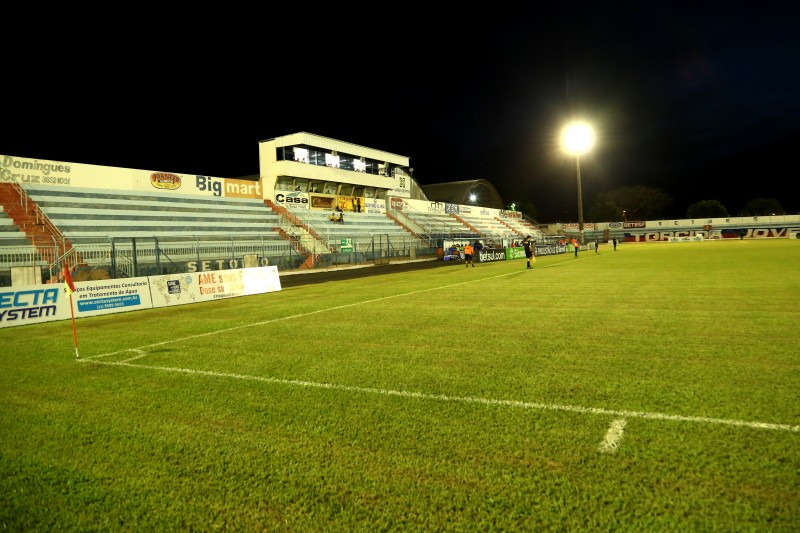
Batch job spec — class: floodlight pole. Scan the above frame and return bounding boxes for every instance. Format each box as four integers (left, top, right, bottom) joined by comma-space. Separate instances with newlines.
575, 155, 585, 246
562, 121, 593, 247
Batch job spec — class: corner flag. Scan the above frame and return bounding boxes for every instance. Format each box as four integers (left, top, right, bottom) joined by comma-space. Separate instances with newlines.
63, 265, 79, 358
63, 265, 76, 295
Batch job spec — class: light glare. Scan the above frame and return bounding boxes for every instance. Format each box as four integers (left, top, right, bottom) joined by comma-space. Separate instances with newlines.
562, 122, 594, 155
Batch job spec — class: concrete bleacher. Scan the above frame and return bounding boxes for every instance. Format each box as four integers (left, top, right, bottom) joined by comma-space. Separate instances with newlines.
0, 206, 30, 246
290, 209, 414, 247
500, 216, 541, 239
401, 211, 480, 239
22, 185, 285, 242
456, 213, 520, 239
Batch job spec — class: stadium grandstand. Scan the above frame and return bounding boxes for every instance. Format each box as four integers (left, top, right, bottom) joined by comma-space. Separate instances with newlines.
1, 131, 798, 287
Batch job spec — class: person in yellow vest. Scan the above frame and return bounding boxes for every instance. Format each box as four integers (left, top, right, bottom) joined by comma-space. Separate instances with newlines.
463, 242, 474, 267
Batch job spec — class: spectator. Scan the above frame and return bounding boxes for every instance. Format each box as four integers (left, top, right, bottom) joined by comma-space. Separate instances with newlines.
448, 244, 458, 260
337, 213, 344, 224
329, 213, 337, 222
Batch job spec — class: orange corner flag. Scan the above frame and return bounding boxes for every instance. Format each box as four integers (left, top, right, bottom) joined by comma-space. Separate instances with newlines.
63, 264, 80, 358
63, 265, 76, 296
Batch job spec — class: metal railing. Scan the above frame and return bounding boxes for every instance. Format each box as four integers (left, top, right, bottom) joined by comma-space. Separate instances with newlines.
0, 231, 438, 287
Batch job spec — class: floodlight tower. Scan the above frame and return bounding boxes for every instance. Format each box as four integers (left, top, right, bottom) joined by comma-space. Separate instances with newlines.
561, 122, 594, 245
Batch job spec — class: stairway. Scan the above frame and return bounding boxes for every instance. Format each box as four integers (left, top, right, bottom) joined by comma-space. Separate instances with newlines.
265, 199, 324, 269
0, 182, 73, 279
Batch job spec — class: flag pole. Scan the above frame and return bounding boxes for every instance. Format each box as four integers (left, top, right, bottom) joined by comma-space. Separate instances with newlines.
63, 264, 80, 358
69, 292, 79, 358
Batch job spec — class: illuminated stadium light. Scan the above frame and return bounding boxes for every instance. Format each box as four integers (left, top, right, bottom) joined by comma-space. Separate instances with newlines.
562, 122, 595, 245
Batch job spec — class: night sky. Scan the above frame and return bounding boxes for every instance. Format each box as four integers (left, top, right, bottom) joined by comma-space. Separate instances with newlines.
3, 4, 798, 222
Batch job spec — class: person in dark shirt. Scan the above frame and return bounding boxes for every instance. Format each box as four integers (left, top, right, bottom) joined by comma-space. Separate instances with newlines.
523, 236, 535, 270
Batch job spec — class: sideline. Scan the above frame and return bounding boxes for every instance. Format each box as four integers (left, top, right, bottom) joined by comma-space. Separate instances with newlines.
78, 359, 800, 434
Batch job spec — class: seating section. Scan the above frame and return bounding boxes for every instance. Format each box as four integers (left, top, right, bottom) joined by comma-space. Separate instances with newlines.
403, 211, 480, 239
4, 186, 545, 254
396, 210, 544, 244
0, 207, 30, 245
22, 185, 285, 242
290, 210, 415, 249
500, 216, 540, 239
456, 214, 519, 239
1, 187, 552, 281
4, 186, 546, 268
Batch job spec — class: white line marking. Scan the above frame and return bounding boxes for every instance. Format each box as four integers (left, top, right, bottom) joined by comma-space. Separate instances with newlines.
78, 263, 798, 436
84, 270, 518, 360
77, 359, 800, 434
598, 418, 627, 453
120, 349, 148, 364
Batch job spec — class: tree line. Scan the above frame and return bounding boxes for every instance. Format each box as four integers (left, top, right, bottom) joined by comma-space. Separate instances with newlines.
514, 186, 787, 222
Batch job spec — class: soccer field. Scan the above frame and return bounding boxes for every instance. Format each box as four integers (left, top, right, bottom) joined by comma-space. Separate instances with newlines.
2, 239, 798, 531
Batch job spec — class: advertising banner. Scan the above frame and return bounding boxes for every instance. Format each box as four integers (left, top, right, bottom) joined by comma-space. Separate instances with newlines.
1, 266, 281, 328
72, 278, 153, 316
149, 267, 282, 307
1, 154, 262, 199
